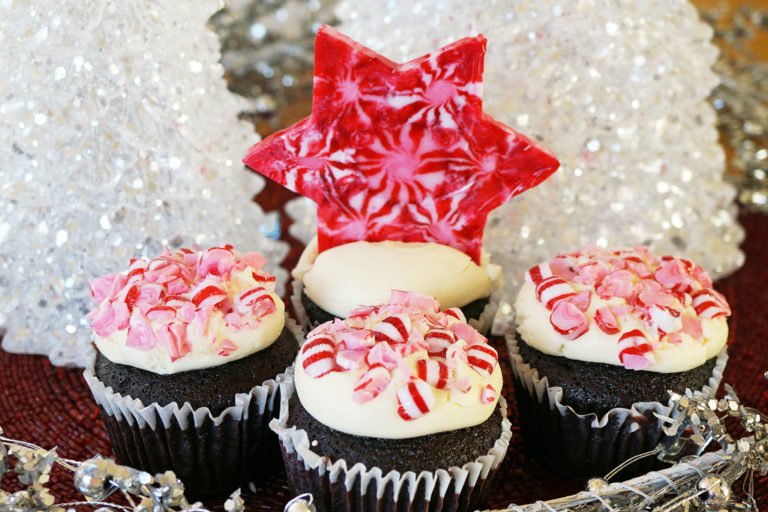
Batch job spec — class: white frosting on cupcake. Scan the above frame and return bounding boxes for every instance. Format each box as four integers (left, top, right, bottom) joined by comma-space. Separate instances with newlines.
88, 246, 285, 374
293, 238, 499, 318
295, 291, 502, 438
514, 246, 730, 373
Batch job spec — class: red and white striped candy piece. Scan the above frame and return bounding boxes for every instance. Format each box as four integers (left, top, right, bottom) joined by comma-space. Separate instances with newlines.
467, 344, 497, 376
217, 338, 237, 357
352, 364, 391, 403
396, 380, 435, 421
372, 314, 411, 343
568, 291, 591, 312
443, 307, 466, 323
594, 306, 619, 334
301, 335, 336, 378
692, 289, 730, 319
336, 349, 367, 370
191, 282, 227, 309
654, 258, 696, 294
617, 329, 655, 370
424, 328, 455, 356
536, 276, 577, 309
480, 384, 497, 404
416, 359, 449, 389
251, 270, 276, 286
235, 286, 276, 317
525, 262, 553, 285
550, 301, 588, 340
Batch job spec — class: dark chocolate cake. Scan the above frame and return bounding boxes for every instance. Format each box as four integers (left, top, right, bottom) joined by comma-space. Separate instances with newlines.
287, 393, 503, 473
94, 327, 298, 413
516, 336, 719, 416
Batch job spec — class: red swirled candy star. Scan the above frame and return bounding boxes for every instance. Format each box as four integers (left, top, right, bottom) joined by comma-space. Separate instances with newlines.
244, 25, 559, 264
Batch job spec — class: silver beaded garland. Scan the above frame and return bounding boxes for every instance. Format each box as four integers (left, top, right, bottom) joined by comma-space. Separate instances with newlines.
696, 476, 731, 511
73, 456, 117, 502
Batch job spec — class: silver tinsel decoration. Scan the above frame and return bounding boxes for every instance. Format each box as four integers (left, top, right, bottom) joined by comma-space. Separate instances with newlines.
0, 0, 289, 367
325, 0, 746, 314
0, 427, 244, 512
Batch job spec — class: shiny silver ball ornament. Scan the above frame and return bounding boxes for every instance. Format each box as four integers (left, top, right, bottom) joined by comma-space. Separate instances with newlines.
696, 476, 732, 511
73, 459, 115, 502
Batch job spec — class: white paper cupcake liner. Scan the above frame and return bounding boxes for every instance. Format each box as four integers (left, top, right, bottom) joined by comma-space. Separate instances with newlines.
291, 276, 310, 333
83, 318, 303, 496
269, 370, 512, 512
505, 333, 727, 479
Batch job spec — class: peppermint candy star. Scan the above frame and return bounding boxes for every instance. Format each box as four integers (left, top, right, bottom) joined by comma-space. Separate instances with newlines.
244, 25, 559, 264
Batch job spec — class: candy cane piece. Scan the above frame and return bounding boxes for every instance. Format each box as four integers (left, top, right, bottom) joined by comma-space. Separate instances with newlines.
301, 335, 336, 378
536, 276, 577, 309
416, 359, 449, 389
424, 328, 454, 356
481, 384, 497, 404
467, 344, 497, 376
397, 380, 435, 420
352, 364, 391, 403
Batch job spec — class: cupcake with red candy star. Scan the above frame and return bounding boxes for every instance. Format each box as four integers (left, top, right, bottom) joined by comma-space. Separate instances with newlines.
243, 25, 559, 333
508, 245, 729, 479
83, 245, 298, 497
271, 290, 511, 512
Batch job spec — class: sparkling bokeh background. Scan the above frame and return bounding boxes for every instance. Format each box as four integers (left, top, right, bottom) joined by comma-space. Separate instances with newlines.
0, 0, 288, 367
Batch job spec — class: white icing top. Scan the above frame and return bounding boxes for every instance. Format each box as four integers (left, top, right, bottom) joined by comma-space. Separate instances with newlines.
514, 246, 730, 373
293, 238, 499, 318
88, 246, 285, 374
295, 291, 502, 438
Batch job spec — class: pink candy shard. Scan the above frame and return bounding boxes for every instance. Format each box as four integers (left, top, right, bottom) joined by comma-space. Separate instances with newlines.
243, 25, 559, 264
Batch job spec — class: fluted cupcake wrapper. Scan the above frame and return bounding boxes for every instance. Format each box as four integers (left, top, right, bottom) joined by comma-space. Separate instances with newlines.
291, 277, 499, 335
269, 370, 512, 512
290, 276, 310, 333
505, 333, 728, 480
83, 318, 303, 497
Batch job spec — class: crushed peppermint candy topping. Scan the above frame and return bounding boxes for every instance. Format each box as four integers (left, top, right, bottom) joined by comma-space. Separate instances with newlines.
243, 25, 559, 265
87, 246, 278, 361
524, 246, 730, 371
299, 290, 498, 420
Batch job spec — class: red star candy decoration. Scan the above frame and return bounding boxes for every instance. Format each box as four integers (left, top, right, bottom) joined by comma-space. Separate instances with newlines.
244, 25, 559, 265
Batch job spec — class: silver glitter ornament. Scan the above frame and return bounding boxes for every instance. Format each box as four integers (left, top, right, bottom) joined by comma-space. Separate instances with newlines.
149, 470, 189, 510
335, 0, 744, 319
696, 476, 731, 511
73, 457, 116, 502
0, 0, 289, 368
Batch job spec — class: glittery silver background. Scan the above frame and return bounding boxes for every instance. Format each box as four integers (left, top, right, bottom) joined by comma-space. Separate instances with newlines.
330, 0, 745, 326
0, 0, 289, 367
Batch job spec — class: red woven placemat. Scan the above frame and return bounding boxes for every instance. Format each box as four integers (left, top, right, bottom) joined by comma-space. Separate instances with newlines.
1, 203, 766, 510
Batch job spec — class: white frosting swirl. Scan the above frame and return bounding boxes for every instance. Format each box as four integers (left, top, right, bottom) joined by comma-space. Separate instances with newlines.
514, 246, 729, 373
295, 291, 502, 438
293, 238, 499, 318
89, 247, 285, 374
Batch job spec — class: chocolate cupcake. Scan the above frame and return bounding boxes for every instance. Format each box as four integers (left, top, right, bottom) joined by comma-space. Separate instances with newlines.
508, 246, 729, 480
291, 237, 498, 331
83, 246, 298, 496
271, 291, 512, 512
